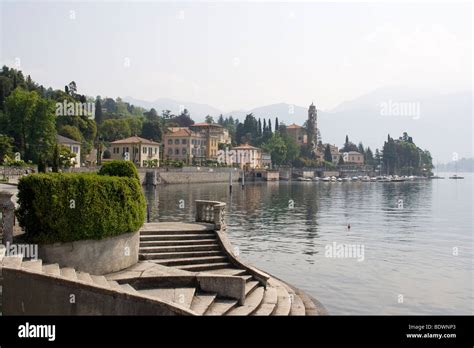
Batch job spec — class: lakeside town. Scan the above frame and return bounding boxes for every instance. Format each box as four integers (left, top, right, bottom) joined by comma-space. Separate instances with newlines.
0, 67, 436, 184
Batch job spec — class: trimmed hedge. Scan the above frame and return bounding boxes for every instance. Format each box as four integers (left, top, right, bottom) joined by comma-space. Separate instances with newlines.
16, 173, 146, 244
98, 160, 140, 181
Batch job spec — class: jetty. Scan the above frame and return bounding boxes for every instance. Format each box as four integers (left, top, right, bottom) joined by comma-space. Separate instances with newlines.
0, 199, 326, 316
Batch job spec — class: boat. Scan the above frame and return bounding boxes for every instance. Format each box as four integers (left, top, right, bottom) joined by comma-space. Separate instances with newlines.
449, 174, 464, 179
322, 177, 331, 182
337, 178, 343, 182
297, 177, 312, 181
351, 176, 359, 181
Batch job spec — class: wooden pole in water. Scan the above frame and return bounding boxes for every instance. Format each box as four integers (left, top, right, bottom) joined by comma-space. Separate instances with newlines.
242, 170, 245, 189
229, 170, 233, 194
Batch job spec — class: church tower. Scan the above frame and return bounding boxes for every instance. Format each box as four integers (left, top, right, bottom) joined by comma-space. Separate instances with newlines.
307, 102, 317, 150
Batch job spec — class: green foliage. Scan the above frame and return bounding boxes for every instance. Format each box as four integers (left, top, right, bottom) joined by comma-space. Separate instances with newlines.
324, 144, 332, 162
98, 160, 140, 181
0, 134, 14, 163
16, 173, 146, 243
262, 134, 287, 166
99, 119, 131, 142
143, 159, 159, 168
57, 125, 82, 142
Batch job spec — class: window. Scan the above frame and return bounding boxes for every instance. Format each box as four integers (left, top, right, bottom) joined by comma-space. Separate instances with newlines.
175, 149, 180, 155
154, 147, 158, 154
168, 148, 172, 155
72, 146, 79, 154
182, 148, 187, 155
182, 139, 187, 145
168, 139, 172, 145
192, 149, 196, 155
174, 139, 179, 145
143, 147, 147, 154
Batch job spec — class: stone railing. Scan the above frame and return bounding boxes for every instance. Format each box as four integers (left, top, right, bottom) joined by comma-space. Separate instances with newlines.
0, 191, 14, 244
195, 200, 226, 230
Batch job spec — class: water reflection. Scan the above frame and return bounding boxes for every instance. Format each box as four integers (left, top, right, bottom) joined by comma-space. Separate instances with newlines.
144, 176, 473, 314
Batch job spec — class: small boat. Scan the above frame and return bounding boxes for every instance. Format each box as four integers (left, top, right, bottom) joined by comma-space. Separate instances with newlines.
430, 175, 445, 179
362, 176, 371, 182
322, 177, 330, 182
297, 177, 312, 181
337, 178, 343, 182
312, 177, 320, 182
449, 175, 464, 179
351, 176, 359, 181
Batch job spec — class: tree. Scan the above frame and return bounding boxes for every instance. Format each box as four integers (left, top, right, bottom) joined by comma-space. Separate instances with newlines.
205, 115, 214, 124
365, 147, 374, 166
324, 144, 332, 162
57, 125, 82, 142
141, 119, 162, 142
262, 134, 287, 166
275, 117, 279, 132
5, 88, 56, 163
144, 108, 158, 120
358, 142, 365, 155
338, 156, 344, 165
99, 119, 131, 142
0, 134, 13, 163
94, 97, 103, 125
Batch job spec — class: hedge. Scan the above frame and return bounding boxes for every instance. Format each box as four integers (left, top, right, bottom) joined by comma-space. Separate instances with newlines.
16, 173, 146, 244
98, 160, 140, 181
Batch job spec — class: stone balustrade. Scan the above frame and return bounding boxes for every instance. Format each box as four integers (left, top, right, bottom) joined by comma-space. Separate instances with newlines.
195, 200, 226, 230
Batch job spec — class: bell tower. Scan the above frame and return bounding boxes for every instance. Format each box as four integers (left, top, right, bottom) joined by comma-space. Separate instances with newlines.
307, 102, 317, 150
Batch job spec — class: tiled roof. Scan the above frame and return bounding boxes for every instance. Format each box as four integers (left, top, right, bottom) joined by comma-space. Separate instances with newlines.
57, 134, 81, 145
286, 123, 303, 129
232, 143, 261, 150
111, 136, 160, 145
191, 122, 223, 128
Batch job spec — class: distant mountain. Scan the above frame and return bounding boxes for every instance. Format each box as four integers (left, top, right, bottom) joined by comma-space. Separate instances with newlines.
436, 158, 474, 173
123, 97, 223, 119
318, 87, 472, 163
126, 86, 472, 163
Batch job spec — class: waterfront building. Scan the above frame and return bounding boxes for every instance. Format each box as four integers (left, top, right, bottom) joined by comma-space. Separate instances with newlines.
56, 135, 81, 168
109, 136, 160, 167
286, 123, 307, 146
230, 144, 263, 169
343, 151, 364, 165
189, 123, 230, 160
162, 128, 207, 164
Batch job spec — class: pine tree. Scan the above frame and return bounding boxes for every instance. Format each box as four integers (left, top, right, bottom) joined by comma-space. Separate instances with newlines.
275, 117, 279, 132
94, 98, 103, 125
268, 119, 272, 134
324, 144, 332, 162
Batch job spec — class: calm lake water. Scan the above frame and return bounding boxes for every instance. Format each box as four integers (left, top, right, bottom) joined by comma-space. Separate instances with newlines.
144, 173, 473, 315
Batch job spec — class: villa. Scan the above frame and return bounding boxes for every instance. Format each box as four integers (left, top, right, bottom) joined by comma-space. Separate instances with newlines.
109, 136, 160, 167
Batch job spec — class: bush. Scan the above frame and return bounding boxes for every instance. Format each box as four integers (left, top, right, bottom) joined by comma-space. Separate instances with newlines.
98, 160, 139, 181
16, 173, 146, 244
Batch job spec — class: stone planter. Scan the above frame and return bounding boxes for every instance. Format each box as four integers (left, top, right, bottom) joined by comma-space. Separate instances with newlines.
38, 231, 139, 275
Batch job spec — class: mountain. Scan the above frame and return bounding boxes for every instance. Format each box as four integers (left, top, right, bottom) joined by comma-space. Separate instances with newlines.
123, 97, 223, 119
318, 87, 472, 163
125, 86, 472, 163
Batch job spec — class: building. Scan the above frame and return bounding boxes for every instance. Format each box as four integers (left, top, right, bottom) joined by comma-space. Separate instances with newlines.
285, 124, 307, 146
343, 151, 364, 165
109, 136, 160, 167
307, 102, 318, 149
317, 143, 341, 164
261, 153, 272, 168
162, 128, 207, 164
230, 144, 263, 169
189, 123, 230, 160
56, 135, 81, 168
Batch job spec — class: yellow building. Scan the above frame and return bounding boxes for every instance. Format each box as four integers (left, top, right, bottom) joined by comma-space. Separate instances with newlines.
109, 136, 160, 167
162, 128, 207, 164
285, 123, 307, 146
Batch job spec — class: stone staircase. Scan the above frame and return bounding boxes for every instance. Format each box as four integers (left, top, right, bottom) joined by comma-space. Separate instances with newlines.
138, 223, 321, 316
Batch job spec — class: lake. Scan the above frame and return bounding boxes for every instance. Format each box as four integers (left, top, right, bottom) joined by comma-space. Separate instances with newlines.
144, 173, 473, 315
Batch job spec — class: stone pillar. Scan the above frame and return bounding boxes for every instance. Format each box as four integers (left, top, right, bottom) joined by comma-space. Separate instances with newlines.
0, 191, 15, 244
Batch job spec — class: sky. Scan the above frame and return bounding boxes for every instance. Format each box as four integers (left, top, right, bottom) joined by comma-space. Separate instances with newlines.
0, 1, 472, 112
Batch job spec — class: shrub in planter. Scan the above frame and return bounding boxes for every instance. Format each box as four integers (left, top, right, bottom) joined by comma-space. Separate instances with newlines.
98, 160, 140, 181
16, 173, 146, 244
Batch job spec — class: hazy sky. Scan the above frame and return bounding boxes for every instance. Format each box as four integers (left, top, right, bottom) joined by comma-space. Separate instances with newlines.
0, 1, 471, 111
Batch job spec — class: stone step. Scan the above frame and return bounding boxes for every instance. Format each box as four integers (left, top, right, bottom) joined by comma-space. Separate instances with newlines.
140, 225, 213, 235
91, 275, 110, 288
150, 255, 228, 267
204, 298, 238, 316
253, 286, 278, 316
107, 280, 122, 290
139, 250, 223, 260
21, 259, 42, 273
139, 244, 220, 253
226, 286, 265, 316
60, 267, 77, 280
272, 284, 292, 316
120, 283, 137, 294
201, 268, 247, 276
42, 263, 60, 276
1, 255, 23, 271
139, 238, 217, 246
76, 272, 94, 284
139, 287, 196, 308
245, 280, 259, 295
289, 293, 306, 316
190, 293, 217, 315
241, 275, 252, 282
139, 233, 216, 240
175, 262, 232, 272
